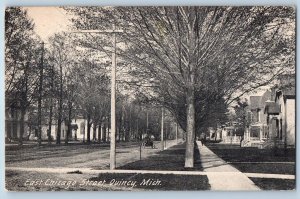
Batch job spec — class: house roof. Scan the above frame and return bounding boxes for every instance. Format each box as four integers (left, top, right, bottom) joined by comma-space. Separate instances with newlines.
279, 85, 295, 97
250, 96, 262, 110
277, 74, 295, 97
264, 101, 280, 114
260, 90, 271, 104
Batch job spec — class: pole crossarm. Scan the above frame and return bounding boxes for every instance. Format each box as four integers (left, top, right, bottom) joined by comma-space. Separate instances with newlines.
71, 30, 124, 34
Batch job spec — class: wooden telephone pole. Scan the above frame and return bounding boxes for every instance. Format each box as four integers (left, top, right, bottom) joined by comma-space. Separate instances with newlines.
72, 26, 123, 170
161, 107, 164, 151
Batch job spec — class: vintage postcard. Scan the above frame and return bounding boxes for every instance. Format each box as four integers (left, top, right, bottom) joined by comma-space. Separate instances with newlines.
5, 6, 295, 191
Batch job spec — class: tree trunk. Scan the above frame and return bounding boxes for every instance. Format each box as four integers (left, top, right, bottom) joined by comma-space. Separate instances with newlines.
93, 124, 97, 141
75, 130, 77, 141
87, 114, 91, 143
37, 42, 44, 146
102, 122, 107, 142
129, 106, 132, 141
19, 58, 30, 146
19, 107, 26, 145
121, 105, 125, 141
98, 122, 102, 143
184, 10, 197, 168
57, 110, 62, 144
118, 113, 122, 142
65, 101, 72, 144
48, 99, 53, 144
124, 120, 129, 142
107, 116, 110, 142
185, 86, 196, 168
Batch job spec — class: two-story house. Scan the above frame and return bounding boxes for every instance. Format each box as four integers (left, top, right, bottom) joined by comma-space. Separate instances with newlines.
265, 74, 295, 148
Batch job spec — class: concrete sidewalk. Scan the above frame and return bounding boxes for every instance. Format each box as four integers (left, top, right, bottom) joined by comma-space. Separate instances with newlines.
197, 141, 260, 191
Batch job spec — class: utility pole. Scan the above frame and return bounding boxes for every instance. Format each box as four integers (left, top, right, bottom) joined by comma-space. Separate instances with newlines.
161, 107, 164, 151
146, 110, 149, 135
129, 105, 132, 141
136, 117, 139, 140
164, 121, 167, 148
72, 26, 123, 170
57, 54, 63, 145
48, 64, 54, 144
176, 122, 178, 144
110, 29, 117, 169
37, 42, 44, 146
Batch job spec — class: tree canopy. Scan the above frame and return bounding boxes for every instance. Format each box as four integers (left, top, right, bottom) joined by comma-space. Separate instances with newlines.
65, 6, 295, 167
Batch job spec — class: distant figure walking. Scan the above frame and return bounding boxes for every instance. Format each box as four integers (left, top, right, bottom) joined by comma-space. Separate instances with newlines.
200, 133, 206, 146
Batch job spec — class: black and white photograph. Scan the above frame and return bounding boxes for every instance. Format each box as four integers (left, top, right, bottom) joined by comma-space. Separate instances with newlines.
4, 6, 296, 191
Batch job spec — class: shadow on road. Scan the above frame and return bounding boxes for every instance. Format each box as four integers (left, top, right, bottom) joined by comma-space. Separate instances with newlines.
119, 142, 203, 171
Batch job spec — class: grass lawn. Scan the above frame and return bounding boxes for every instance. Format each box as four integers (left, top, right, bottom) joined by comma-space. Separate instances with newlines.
119, 142, 203, 171
230, 163, 295, 175
206, 143, 295, 175
249, 178, 295, 190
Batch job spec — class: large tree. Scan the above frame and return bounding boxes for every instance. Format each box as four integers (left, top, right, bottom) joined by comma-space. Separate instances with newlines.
5, 7, 42, 144
48, 33, 75, 144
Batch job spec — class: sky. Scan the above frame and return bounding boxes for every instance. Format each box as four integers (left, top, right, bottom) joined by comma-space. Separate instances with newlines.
24, 7, 71, 42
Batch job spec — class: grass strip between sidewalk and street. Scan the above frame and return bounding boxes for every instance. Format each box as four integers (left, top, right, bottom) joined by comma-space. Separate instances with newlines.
249, 178, 295, 190
206, 143, 295, 175
119, 142, 203, 171
205, 142, 296, 190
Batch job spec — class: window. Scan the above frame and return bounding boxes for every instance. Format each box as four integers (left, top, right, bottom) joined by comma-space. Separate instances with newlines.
251, 127, 260, 137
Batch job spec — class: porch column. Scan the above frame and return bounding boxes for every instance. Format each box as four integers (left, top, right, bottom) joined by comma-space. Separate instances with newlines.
259, 126, 263, 141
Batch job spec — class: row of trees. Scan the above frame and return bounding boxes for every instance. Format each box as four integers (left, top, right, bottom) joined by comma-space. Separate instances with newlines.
65, 6, 295, 167
5, 8, 174, 146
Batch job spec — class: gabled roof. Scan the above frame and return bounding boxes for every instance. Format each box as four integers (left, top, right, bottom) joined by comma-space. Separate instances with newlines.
250, 96, 262, 110
250, 90, 272, 111
260, 90, 271, 104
